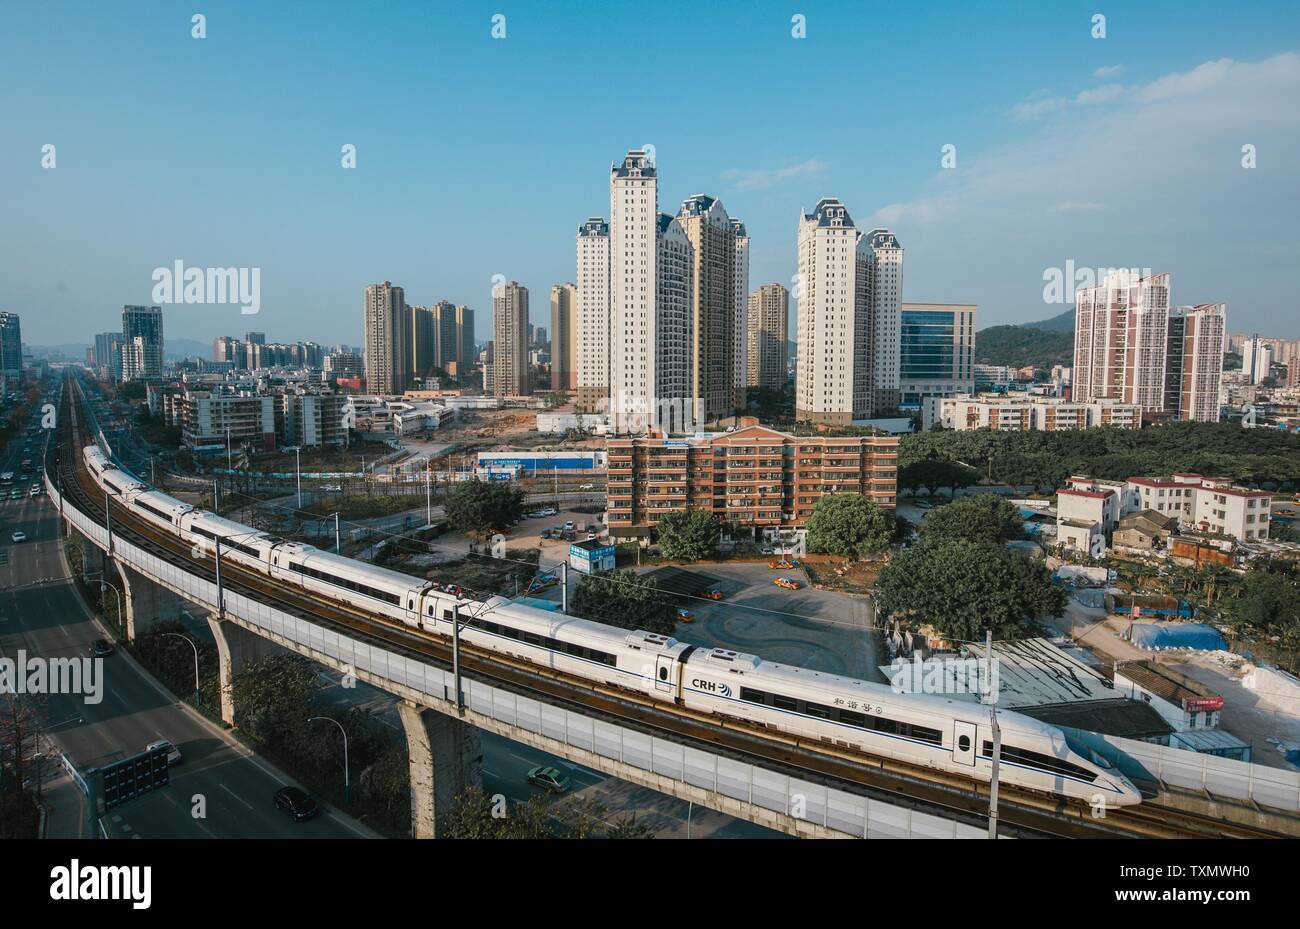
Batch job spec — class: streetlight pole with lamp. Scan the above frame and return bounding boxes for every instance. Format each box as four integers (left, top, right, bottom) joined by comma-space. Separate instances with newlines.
163, 632, 202, 707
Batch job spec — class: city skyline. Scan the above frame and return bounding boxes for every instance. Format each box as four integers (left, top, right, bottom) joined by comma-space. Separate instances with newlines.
4, 2, 1299, 348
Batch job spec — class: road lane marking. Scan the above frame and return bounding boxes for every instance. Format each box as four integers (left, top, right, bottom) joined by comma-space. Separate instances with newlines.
219, 783, 256, 811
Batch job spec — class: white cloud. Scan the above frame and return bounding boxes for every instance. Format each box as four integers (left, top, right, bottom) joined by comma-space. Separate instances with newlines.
1009, 83, 1127, 119
867, 52, 1300, 331
1094, 64, 1126, 79
722, 158, 827, 191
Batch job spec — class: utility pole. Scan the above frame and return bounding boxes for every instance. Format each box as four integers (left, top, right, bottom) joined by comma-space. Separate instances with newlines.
425, 457, 431, 526
212, 479, 219, 513
985, 629, 1001, 840
561, 561, 568, 614
334, 512, 341, 554
451, 603, 464, 716
215, 536, 225, 620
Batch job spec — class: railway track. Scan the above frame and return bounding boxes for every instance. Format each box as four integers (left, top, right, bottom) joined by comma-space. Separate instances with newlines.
54, 377, 1286, 839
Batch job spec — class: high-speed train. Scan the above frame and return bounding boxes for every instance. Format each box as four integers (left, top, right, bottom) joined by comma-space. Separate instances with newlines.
84, 445, 1141, 808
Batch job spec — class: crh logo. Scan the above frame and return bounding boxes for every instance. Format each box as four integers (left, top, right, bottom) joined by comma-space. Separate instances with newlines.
692, 679, 731, 697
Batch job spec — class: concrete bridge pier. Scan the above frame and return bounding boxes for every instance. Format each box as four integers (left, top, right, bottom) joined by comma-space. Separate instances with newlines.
115, 560, 184, 641
77, 532, 107, 579
399, 701, 483, 838
208, 616, 278, 726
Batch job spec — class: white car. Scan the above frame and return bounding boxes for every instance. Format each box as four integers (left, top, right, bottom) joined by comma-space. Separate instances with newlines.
146, 739, 183, 766
579, 483, 595, 491
11, 531, 26, 543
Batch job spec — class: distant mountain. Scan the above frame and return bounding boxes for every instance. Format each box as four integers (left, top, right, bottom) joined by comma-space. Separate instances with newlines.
973, 307, 1076, 369
1019, 308, 1075, 332
29, 337, 214, 362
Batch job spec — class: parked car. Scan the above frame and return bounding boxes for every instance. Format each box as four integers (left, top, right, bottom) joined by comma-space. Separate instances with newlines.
579, 483, 595, 491
768, 560, 798, 570
145, 739, 183, 766
90, 638, 114, 658
273, 786, 320, 821
526, 765, 571, 794
698, 588, 724, 601
10, 531, 26, 543
773, 577, 801, 590
675, 608, 695, 623
564, 520, 575, 531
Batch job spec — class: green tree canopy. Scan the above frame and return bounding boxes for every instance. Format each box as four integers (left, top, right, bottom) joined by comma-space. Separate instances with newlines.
875, 539, 1065, 641
919, 494, 1025, 545
444, 479, 526, 535
571, 569, 674, 635
805, 494, 892, 559
1222, 559, 1300, 639
655, 508, 721, 561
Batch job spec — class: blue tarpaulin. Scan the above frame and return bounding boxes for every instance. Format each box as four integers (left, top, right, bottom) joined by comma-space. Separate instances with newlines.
1127, 623, 1227, 652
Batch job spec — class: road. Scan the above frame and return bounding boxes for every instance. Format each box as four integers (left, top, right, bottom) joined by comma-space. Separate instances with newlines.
0, 474, 376, 838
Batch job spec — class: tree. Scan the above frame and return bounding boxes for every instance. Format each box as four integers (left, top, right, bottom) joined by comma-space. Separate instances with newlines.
655, 509, 720, 561
229, 654, 320, 746
875, 539, 1065, 641
571, 570, 674, 634
805, 494, 892, 559
920, 494, 1024, 545
444, 479, 526, 535
1222, 559, 1300, 639
899, 458, 977, 497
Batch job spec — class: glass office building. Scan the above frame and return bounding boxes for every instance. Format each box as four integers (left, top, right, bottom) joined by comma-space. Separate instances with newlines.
898, 303, 975, 406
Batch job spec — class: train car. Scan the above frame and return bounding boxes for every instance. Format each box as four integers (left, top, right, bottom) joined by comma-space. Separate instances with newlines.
266, 542, 433, 628
179, 509, 284, 573
680, 648, 1141, 807
435, 599, 696, 700
127, 489, 194, 532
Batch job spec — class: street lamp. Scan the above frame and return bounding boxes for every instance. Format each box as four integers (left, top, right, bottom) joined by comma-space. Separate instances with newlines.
163, 632, 201, 707
85, 571, 123, 631
306, 716, 349, 803
291, 445, 303, 509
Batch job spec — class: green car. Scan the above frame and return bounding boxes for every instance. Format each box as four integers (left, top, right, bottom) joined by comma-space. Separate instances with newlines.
526, 765, 570, 794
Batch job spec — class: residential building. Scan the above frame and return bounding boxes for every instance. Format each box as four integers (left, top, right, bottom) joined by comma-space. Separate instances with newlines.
575, 217, 610, 413
1127, 474, 1272, 543
731, 217, 750, 407
121, 305, 164, 381
411, 304, 435, 376
898, 303, 976, 406
491, 280, 529, 396
795, 198, 870, 425
0, 314, 22, 379
677, 193, 742, 423
1242, 335, 1274, 385
924, 393, 1141, 431
864, 229, 904, 412
1113, 662, 1223, 733
1164, 303, 1225, 421
1073, 270, 1170, 412
605, 422, 898, 540
95, 331, 125, 380
550, 283, 577, 390
363, 281, 410, 394
181, 390, 276, 450
747, 284, 789, 390
609, 149, 659, 428
280, 391, 347, 447
456, 304, 476, 372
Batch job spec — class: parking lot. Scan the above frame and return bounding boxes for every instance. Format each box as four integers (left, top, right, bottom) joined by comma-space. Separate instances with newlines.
635, 561, 884, 682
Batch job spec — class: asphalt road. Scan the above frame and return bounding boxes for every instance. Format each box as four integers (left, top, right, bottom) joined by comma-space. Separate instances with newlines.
0, 470, 375, 838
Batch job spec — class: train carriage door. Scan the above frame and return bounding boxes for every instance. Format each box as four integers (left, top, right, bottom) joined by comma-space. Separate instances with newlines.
654, 655, 674, 693
952, 721, 977, 767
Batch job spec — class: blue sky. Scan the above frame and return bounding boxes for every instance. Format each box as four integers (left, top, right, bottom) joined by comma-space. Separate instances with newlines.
2, 0, 1299, 349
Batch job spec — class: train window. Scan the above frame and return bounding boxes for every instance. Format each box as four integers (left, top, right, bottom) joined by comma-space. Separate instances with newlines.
804, 702, 832, 719
873, 717, 898, 735
658, 667, 668, 681
565, 642, 583, 656
408, 599, 414, 610
442, 610, 453, 621
427, 605, 434, 615
740, 687, 767, 704
772, 694, 798, 711
908, 725, 942, 745
545, 638, 561, 650
502, 626, 519, 639
981, 742, 1093, 780
521, 632, 541, 646
958, 735, 971, 752
838, 709, 865, 728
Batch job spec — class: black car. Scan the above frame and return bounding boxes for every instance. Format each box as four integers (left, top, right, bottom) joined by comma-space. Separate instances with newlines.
274, 786, 320, 822
90, 638, 114, 658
